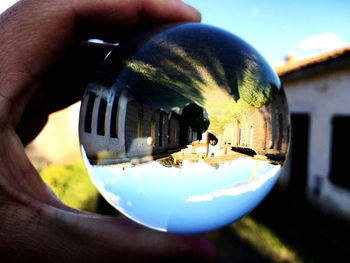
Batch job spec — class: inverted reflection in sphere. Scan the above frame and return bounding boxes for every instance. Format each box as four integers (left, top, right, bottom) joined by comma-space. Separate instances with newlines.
79, 23, 290, 233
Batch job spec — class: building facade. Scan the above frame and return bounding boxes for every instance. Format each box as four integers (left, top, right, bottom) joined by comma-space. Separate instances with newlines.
221, 90, 290, 164
275, 47, 350, 220
79, 84, 206, 165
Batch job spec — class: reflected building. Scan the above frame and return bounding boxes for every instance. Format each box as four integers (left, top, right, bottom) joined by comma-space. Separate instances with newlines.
80, 82, 208, 165
222, 90, 289, 163
171, 131, 245, 167
170, 90, 289, 168
80, 79, 289, 167
79, 23, 290, 167
275, 46, 350, 222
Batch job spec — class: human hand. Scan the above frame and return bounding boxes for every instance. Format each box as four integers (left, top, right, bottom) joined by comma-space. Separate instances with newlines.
0, 0, 216, 262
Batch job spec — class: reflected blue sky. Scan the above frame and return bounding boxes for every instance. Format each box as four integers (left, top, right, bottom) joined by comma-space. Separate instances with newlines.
83, 147, 281, 233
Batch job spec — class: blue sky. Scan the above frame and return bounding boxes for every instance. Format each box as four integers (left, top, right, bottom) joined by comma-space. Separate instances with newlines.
1, 0, 349, 66
184, 0, 350, 66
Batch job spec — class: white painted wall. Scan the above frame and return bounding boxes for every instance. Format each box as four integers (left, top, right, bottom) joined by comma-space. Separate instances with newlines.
283, 67, 350, 219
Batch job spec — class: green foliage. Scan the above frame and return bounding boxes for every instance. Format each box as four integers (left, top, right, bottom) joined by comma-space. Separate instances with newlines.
159, 155, 181, 168
39, 162, 99, 212
238, 60, 280, 109
231, 216, 304, 262
206, 215, 309, 262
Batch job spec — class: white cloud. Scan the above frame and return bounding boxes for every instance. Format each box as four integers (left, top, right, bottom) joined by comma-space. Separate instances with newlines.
0, 0, 19, 14
298, 32, 343, 51
186, 164, 281, 202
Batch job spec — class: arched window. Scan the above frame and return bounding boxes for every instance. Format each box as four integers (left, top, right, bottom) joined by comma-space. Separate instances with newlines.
97, 98, 107, 136
151, 114, 156, 146
137, 112, 144, 145
249, 125, 254, 148
277, 114, 283, 150
84, 92, 96, 133
110, 96, 119, 138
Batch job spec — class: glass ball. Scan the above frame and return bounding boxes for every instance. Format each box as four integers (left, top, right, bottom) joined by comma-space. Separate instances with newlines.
79, 23, 290, 234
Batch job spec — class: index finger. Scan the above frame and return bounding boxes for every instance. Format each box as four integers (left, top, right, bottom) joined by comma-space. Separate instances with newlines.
0, 0, 201, 101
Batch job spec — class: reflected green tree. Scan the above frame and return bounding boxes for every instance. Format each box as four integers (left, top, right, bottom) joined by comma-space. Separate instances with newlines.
159, 155, 181, 168
117, 24, 281, 134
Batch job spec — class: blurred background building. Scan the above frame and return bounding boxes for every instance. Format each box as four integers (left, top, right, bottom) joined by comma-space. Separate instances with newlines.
276, 46, 350, 220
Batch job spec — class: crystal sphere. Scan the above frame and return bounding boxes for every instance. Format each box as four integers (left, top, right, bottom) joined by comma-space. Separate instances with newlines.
79, 23, 290, 234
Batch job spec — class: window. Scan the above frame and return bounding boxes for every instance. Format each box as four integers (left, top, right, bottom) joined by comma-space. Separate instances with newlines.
249, 125, 253, 148
159, 112, 163, 147
289, 114, 310, 198
137, 112, 144, 145
84, 92, 96, 133
97, 98, 107, 136
330, 115, 350, 190
277, 114, 283, 150
110, 97, 119, 138
168, 118, 171, 144
151, 116, 156, 146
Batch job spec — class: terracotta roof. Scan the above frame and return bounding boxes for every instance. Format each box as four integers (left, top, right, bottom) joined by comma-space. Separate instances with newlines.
275, 46, 350, 76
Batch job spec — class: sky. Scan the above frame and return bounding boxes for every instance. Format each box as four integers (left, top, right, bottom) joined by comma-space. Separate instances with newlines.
184, 0, 350, 66
1, 0, 349, 66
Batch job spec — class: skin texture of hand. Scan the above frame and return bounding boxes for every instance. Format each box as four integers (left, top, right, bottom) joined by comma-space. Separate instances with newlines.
0, 0, 216, 262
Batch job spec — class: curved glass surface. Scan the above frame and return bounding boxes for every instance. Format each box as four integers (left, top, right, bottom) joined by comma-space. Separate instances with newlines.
79, 23, 290, 234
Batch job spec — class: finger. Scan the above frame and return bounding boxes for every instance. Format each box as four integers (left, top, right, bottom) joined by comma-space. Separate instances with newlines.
74, 0, 201, 42
0, 0, 201, 101
1, 128, 217, 262
14, 41, 115, 145
18, 205, 217, 263
0, 0, 201, 134
73, 0, 201, 25
69, 214, 216, 263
